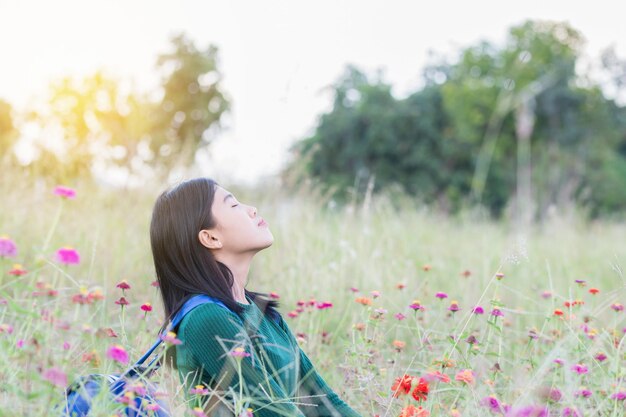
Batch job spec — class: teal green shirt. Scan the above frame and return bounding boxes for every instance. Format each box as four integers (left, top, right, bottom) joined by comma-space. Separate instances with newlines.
175, 293, 362, 417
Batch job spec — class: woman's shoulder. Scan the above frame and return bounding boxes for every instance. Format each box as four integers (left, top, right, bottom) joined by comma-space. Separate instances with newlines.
177, 301, 242, 336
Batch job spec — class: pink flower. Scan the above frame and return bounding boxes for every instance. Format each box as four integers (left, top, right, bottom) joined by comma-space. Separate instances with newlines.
0, 323, 13, 334
140, 302, 153, 312
115, 296, 129, 306
454, 369, 475, 385
229, 346, 251, 359
435, 292, 448, 299
0, 235, 17, 258
571, 363, 588, 374
395, 312, 407, 321
448, 301, 460, 312
423, 370, 450, 383
116, 280, 131, 290
42, 367, 68, 387
491, 308, 504, 317
611, 303, 624, 312
55, 246, 80, 265
191, 407, 208, 417
269, 291, 280, 299
54, 185, 76, 199
8, 263, 27, 276
190, 384, 209, 395
288, 311, 298, 318
106, 344, 129, 364
562, 406, 581, 417
316, 301, 333, 309
371, 290, 381, 298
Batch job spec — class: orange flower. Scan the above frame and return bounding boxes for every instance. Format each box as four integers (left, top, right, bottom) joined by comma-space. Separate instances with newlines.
392, 340, 406, 352
399, 404, 430, 417
354, 322, 366, 331
355, 296, 373, 306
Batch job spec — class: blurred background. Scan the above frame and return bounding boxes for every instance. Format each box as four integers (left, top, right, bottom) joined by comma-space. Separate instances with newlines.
1, 0, 625, 222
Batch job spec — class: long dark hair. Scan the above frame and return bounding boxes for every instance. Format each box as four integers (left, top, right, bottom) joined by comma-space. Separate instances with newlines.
150, 177, 280, 367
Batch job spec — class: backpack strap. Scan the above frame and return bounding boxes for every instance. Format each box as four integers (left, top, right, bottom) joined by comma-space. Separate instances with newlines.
132, 294, 228, 370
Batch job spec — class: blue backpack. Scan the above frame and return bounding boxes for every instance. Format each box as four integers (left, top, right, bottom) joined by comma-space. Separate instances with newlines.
55, 294, 230, 417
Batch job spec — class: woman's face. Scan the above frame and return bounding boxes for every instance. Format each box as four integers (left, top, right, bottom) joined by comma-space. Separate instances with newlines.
200, 186, 273, 254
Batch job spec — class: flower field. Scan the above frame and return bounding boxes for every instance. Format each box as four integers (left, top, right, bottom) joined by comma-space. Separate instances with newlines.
1, 178, 625, 417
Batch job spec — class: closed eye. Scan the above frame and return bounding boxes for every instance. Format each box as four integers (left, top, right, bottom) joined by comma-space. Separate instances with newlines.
232, 204, 239, 207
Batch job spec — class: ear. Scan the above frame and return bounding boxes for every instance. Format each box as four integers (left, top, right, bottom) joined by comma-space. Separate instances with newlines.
198, 229, 223, 250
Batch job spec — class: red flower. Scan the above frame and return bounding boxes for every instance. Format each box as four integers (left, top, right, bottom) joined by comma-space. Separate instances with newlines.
391, 374, 429, 402
411, 377, 429, 402
391, 374, 413, 396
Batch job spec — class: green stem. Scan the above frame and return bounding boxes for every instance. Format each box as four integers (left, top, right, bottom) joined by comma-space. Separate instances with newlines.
42, 200, 64, 253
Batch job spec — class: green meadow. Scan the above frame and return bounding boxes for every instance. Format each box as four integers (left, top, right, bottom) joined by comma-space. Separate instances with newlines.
1, 174, 625, 416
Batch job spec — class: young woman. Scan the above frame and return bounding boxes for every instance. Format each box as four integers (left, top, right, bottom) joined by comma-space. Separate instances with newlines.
149, 177, 361, 417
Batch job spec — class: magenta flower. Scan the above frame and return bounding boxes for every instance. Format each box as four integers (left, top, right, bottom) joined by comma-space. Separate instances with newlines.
106, 344, 129, 364
316, 301, 333, 310
553, 358, 564, 366
571, 363, 588, 374
491, 308, 504, 317
394, 312, 406, 321
594, 352, 607, 362
42, 367, 68, 387
611, 303, 624, 312
435, 292, 448, 300
116, 280, 131, 290
611, 391, 626, 400
574, 388, 592, 398
480, 396, 504, 414
472, 306, 484, 314
54, 185, 76, 199
55, 246, 80, 265
409, 301, 423, 310
562, 407, 581, 417
0, 235, 17, 258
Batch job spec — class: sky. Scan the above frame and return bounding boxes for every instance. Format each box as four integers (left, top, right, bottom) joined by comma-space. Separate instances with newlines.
1, 0, 624, 186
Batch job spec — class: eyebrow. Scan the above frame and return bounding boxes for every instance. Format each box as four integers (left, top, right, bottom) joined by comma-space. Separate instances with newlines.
223, 193, 234, 203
